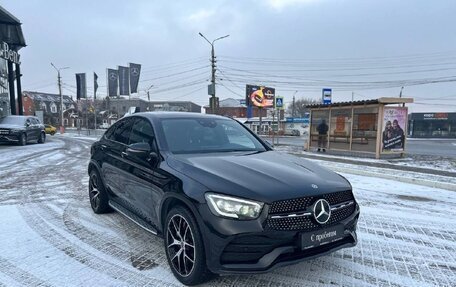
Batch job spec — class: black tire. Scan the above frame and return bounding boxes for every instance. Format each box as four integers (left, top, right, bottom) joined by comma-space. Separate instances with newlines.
164, 206, 214, 285
38, 132, 46, 144
51, 131, 55, 136
88, 169, 112, 214
19, 133, 27, 146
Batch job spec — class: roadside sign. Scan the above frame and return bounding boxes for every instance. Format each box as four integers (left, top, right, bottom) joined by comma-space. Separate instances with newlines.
322, 88, 332, 105
275, 96, 284, 109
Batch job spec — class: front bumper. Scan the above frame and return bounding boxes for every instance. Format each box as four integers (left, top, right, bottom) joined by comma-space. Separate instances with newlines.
197, 202, 359, 274
0, 134, 20, 143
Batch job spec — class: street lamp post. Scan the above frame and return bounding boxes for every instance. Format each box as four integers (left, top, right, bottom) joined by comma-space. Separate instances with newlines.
198, 32, 229, 114
51, 63, 69, 134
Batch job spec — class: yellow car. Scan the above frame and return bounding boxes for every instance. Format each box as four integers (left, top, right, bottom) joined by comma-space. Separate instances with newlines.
44, 124, 57, 135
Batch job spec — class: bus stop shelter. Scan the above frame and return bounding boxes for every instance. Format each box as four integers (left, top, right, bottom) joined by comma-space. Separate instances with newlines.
306, 97, 413, 159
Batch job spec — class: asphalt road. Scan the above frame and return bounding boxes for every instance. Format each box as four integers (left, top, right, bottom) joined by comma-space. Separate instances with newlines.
0, 135, 455, 286
263, 136, 456, 158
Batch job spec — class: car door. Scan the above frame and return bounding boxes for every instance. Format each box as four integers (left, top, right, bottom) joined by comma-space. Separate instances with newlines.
101, 117, 134, 207
34, 118, 44, 138
25, 118, 35, 140
122, 117, 163, 226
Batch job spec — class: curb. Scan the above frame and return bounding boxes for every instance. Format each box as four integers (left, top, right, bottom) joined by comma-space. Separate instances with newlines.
283, 151, 456, 191
286, 151, 456, 178
327, 165, 456, 192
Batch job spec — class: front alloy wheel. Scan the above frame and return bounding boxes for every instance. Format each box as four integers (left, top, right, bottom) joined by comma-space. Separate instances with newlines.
19, 133, 27, 146
167, 214, 196, 277
165, 207, 213, 285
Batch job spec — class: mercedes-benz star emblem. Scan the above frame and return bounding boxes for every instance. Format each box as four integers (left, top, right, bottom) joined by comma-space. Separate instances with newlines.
311, 184, 318, 189
131, 68, 139, 76
313, 199, 331, 224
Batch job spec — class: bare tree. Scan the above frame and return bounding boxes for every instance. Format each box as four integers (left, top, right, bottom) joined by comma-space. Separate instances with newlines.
287, 98, 320, 117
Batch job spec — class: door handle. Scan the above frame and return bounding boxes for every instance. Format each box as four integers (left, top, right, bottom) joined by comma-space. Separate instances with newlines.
121, 151, 128, 158
100, 144, 107, 151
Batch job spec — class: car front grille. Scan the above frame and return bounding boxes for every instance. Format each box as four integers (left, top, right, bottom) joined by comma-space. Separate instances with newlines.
266, 190, 356, 231
0, 129, 10, 135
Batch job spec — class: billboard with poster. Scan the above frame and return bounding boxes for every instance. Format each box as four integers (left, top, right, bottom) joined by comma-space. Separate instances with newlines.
382, 107, 407, 152
246, 85, 275, 108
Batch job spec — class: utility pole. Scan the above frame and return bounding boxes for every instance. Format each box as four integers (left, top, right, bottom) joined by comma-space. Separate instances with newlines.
352, 91, 354, 101
399, 86, 404, 98
199, 32, 229, 114
146, 84, 154, 111
51, 63, 69, 134
291, 90, 298, 118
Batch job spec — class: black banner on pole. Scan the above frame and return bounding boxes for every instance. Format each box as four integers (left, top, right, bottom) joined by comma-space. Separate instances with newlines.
76, 73, 87, 100
118, 66, 130, 95
107, 68, 118, 97
94, 72, 98, 99
129, 63, 141, 93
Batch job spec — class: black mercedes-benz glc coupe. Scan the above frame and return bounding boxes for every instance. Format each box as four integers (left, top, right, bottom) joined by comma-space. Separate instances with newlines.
88, 112, 359, 285
0, 115, 46, 145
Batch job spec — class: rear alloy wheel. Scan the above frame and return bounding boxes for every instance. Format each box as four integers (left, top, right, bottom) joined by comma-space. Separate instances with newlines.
165, 206, 214, 285
88, 170, 111, 214
38, 132, 46, 144
19, 133, 27, 146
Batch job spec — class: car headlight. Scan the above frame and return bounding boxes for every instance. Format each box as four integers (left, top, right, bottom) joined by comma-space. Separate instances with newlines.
205, 193, 264, 220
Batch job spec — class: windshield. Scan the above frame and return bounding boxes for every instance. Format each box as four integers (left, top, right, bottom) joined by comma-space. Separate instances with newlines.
0, 116, 26, 126
160, 118, 267, 154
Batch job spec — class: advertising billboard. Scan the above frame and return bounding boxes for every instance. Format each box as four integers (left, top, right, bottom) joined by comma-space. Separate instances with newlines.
382, 107, 408, 152
246, 85, 275, 108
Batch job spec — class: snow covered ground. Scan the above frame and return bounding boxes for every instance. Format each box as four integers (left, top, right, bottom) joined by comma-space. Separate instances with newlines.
0, 135, 455, 286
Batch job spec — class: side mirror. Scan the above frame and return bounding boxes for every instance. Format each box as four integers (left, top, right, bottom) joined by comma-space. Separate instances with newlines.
126, 142, 151, 157
25, 122, 31, 127
126, 142, 159, 165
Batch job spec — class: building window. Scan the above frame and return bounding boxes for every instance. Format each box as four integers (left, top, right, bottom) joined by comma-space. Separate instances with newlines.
50, 103, 57, 113
41, 102, 47, 112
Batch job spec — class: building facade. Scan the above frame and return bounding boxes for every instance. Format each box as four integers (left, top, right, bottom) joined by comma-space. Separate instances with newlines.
103, 98, 201, 117
204, 98, 267, 118
409, 112, 456, 138
22, 91, 77, 126
0, 5, 26, 117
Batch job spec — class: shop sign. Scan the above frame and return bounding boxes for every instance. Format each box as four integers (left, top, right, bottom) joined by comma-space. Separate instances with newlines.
0, 42, 20, 65
423, 113, 448, 120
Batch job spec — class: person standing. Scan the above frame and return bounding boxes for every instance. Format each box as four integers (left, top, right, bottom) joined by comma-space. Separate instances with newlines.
317, 119, 329, 152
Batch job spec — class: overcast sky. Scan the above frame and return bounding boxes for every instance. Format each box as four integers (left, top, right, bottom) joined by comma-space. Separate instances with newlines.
3, 0, 456, 112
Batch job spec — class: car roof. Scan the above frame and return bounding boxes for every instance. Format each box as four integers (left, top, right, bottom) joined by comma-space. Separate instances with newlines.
126, 112, 229, 121
3, 115, 37, 119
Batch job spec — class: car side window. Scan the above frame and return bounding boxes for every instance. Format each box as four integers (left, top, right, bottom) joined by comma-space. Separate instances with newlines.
105, 118, 133, 144
129, 118, 155, 148
114, 118, 133, 144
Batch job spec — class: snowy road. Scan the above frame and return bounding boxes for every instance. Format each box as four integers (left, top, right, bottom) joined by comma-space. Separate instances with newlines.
0, 136, 455, 286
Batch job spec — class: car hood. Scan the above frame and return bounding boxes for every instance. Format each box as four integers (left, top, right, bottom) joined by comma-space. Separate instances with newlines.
167, 151, 351, 203
0, 124, 24, 129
